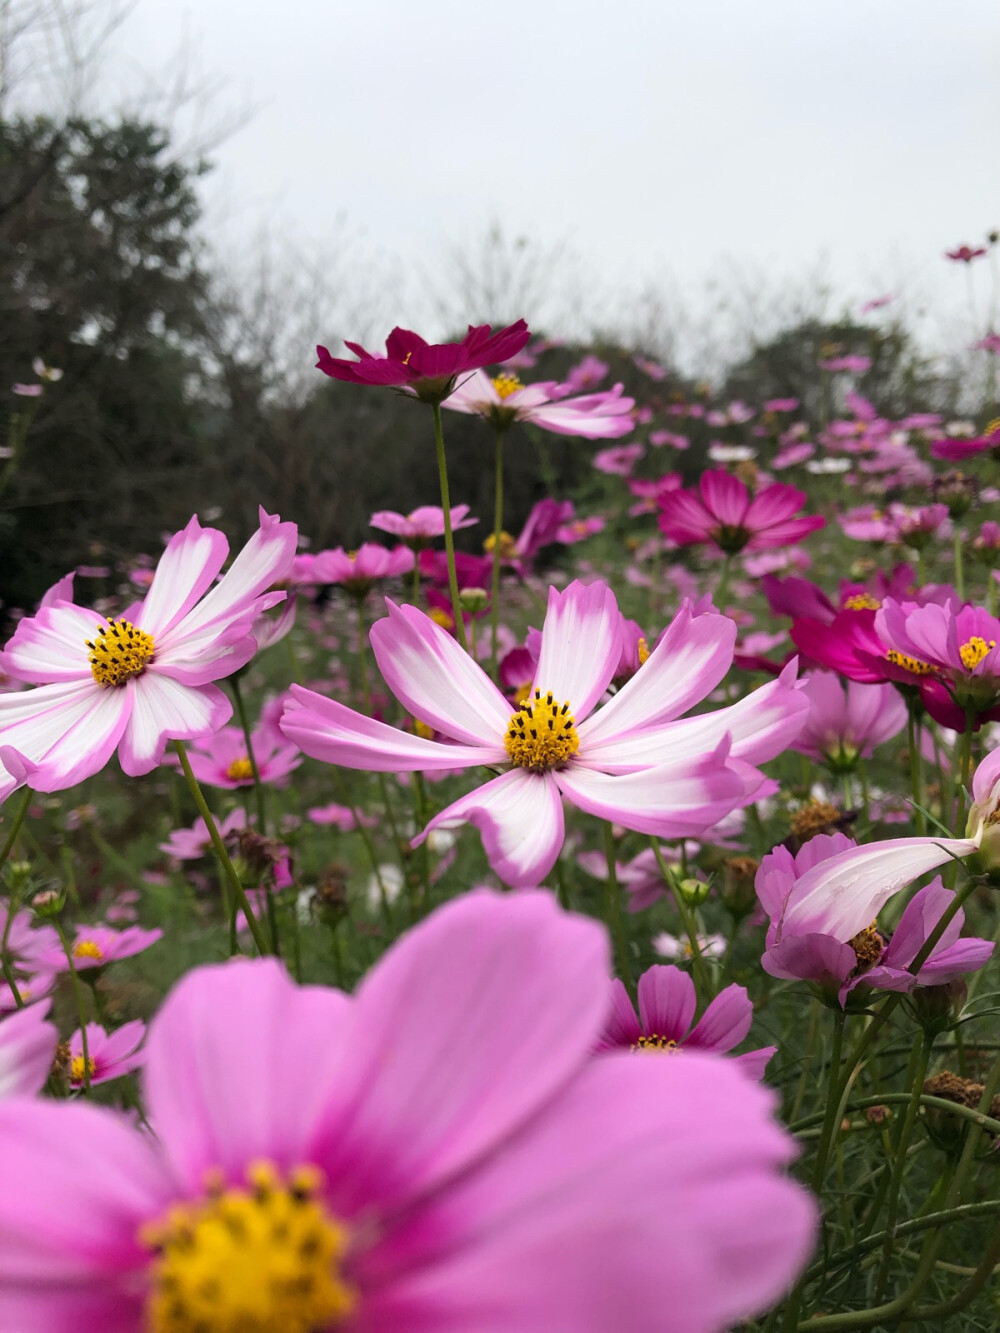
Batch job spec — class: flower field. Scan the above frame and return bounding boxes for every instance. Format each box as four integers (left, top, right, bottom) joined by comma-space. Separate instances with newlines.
3, 287, 1000, 1330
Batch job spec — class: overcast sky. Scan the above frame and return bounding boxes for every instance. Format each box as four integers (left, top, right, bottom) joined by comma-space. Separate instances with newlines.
87, 1, 1000, 351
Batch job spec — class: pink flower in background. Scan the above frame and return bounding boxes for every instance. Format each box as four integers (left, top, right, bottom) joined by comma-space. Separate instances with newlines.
657, 471, 824, 555
281, 582, 808, 886
0, 904, 57, 974
307, 802, 376, 830
633, 354, 667, 379
931, 424, 1000, 461
860, 294, 896, 313
0, 511, 297, 802
0, 973, 56, 1016
593, 443, 644, 475
649, 429, 690, 449
564, 353, 609, 392
946, 245, 988, 263
315, 320, 530, 402
36, 923, 162, 972
181, 724, 301, 790
791, 672, 908, 769
159, 807, 247, 861
67, 1021, 146, 1088
838, 505, 897, 542
442, 369, 635, 438
763, 398, 801, 412
627, 473, 683, 516
772, 443, 815, 469
819, 355, 872, 374
308, 544, 414, 595
577, 844, 681, 912
370, 505, 478, 542
0, 891, 816, 1332
973, 333, 1000, 353
0, 1001, 57, 1098
597, 965, 776, 1079
556, 515, 606, 544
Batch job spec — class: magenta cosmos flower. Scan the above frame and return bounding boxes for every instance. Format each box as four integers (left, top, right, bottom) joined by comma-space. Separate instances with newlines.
309, 544, 415, 595
281, 581, 809, 886
0, 891, 816, 1332
36, 924, 162, 972
876, 599, 1000, 721
68, 1020, 146, 1089
657, 471, 825, 554
0, 511, 297, 802
181, 724, 301, 790
441, 368, 635, 438
315, 321, 530, 403
757, 834, 993, 1004
597, 965, 776, 1079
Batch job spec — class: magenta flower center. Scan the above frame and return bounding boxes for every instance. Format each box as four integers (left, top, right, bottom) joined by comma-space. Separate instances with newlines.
141, 1161, 355, 1333
504, 689, 580, 773
85, 618, 155, 688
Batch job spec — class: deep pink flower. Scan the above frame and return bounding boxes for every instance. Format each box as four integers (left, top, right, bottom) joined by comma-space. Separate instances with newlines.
0, 1001, 57, 1098
36, 924, 162, 972
68, 1021, 146, 1088
442, 369, 635, 438
315, 321, 530, 403
281, 582, 809, 887
181, 724, 301, 790
974, 334, 1000, 353
369, 506, 477, 542
159, 808, 247, 862
308, 544, 415, 595
819, 355, 871, 374
657, 471, 824, 555
876, 599, 1000, 720
0, 512, 297, 802
930, 424, 1000, 462
0, 891, 816, 1332
946, 245, 988, 263
792, 672, 907, 769
597, 965, 776, 1079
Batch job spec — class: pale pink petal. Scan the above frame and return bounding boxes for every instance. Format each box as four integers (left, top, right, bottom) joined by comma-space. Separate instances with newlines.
312, 890, 609, 1216
280, 686, 502, 771
370, 601, 511, 746
0, 602, 101, 683
414, 770, 565, 887
1, 682, 130, 793
532, 581, 622, 720
135, 516, 229, 637
577, 605, 736, 748
118, 675, 230, 777
0, 1003, 58, 1098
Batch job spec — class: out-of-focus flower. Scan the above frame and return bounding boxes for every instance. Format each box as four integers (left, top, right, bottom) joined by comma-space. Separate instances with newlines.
860, 294, 896, 313
442, 369, 635, 438
160, 808, 247, 862
946, 245, 988, 263
67, 1021, 146, 1088
791, 672, 908, 770
36, 924, 162, 972
555, 515, 606, 544
592, 443, 644, 474
306, 802, 376, 830
315, 321, 530, 403
180, 724, 301, 790
657, 471, 824, 555
370, 506, 477, 543
0, 1001, 57, 1098
819, 355, 872, 374
654, 931, 728, 961
307, 544, 415, 596
564, 353, 609, 392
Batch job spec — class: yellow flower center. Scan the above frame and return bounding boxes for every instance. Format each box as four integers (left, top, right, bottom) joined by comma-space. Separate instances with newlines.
73, 939, 104, 962
483, 530, 516, 558
491, 372, 523, 400
986, 416, 1000, 435
86, 618, 155, 688
959, 636, 995, 670
427, 607, 454, 630
848, 922, 883, 975
886, 649, 933, 675
70, 1055, 96, 1083
142, 1162, 355, 1333
844, 593, 880, 611
637, 636, 650, 666
225, 757, 255, 782
504, 689, 580, 772
413, 719, 435, 740
634, 1035, 679, 1052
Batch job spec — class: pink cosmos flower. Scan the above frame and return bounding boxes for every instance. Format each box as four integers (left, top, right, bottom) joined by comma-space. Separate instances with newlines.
596, 965, 776, 1080
764, 398, 801, 411
369, 506, 477, 542
654, 931, 728, 962
0, 1001, 57, 1098
280, 581, 809, 887
564, 353, 609, 392
649, 429, 690, 449
860, 294, 895, 313
68, 1021, 146, 1088
0, 904, 58, 974
757, 834, 993, 1004
577, 844, 681, 912
633, 354, 667, 379
946, 245, 988, 263
180, 724, 301, 790
36, 924, 162, 972
555, 515, 606, 544
0, 973, 57, 1016
657, 471, 825, 555
307, 802, 376, 831
792, 672, 908, 769
592, 443, 644, 475
930, 424, 1000, 462
304, 545, 415, 595
159, 808, 247, 862
819, 355, 872, 374
441, 369, 635, 438
0, 511, 297, 802
772, 443, 815, 470
876, 599, 1000, 721
0, 890, 815, 1332
974, 333, 1000, 353
315, 321, 531, 402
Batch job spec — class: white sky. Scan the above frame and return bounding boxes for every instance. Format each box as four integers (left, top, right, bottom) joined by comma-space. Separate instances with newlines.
49, 1, 1000, 353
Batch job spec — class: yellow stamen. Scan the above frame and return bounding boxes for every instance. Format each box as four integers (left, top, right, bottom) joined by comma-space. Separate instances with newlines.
637, 636, 650, 666
886, 649, 933, 675
844, 593, 880, 611
483, 530, 516, 558
70, 1055, 96, 1083
225, 757, 255, 782
504, 689, 580, 773
959, 636, 995, 671
86, 618, 154, 688
142, 1161, 355, 1333
73, 940, 103, 962
634, 1035, 679, 1052
491, 372, 523, 400
848, 922, 883, 975
427, 607, 454, 631
413, 719, 434, 741
986, 416, 1000, 436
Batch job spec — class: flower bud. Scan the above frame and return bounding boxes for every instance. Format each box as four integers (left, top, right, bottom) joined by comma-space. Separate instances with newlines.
459, 587, 489, 615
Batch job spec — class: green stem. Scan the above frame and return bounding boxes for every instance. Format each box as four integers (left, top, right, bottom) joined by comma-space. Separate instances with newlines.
906, 706, 926, 835
0, 786, 31, 878
650, 840, 711, 997
715, 555, 732, 610
229, 674, 267, 834
430, 402, 469, 652
173, 741, 271, 957
490, 428, 505, 679
604, 823, 634, 997
873, 1033, 934, 1299
793, 1090, 1000, 1138
1, 881, 24, 1008
909, 1220, 1000, 1321
55, 919, 91, 1093
808, 1199, 1000, 1280
953, 529, 965, 601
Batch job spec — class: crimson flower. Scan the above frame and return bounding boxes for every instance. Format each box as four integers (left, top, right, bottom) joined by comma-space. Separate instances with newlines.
945, 245, 988, 263
316, 322, 530, 403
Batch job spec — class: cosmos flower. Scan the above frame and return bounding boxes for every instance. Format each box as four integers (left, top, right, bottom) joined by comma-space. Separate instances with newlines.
791, 672, 908, 770
945, 245, 988, 263
315, 321, 531, 402
596, 965, 776, 1079
301, 544, 415, 596
159, 808, 248, 862
876, 599, 1000, 722
179, 724, 301, 790
280, 581, 808, 886
0, 1001, 57, 1098
0, 890, 816, 1332
35, 924, 162, 972
657, 471, 825, 555
369, 506, 478, 543
0, 511, 297, 802
442, 369, 635, 438
67, 1021, 146, 1089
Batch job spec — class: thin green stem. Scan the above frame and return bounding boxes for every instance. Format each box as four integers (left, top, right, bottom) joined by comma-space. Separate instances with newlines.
430, 402, 469, 652
873, 1032, 934, 1299
906, 707, 926, 835
808, 1199, 1000, 1280
55, 919, 91, 1093
953, 529, 965, 601
490, 428, 505, 678
230, 674, 267, 833
0, 786, 31, 878
173, 741, 271, 957
650, 840, 711, 997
